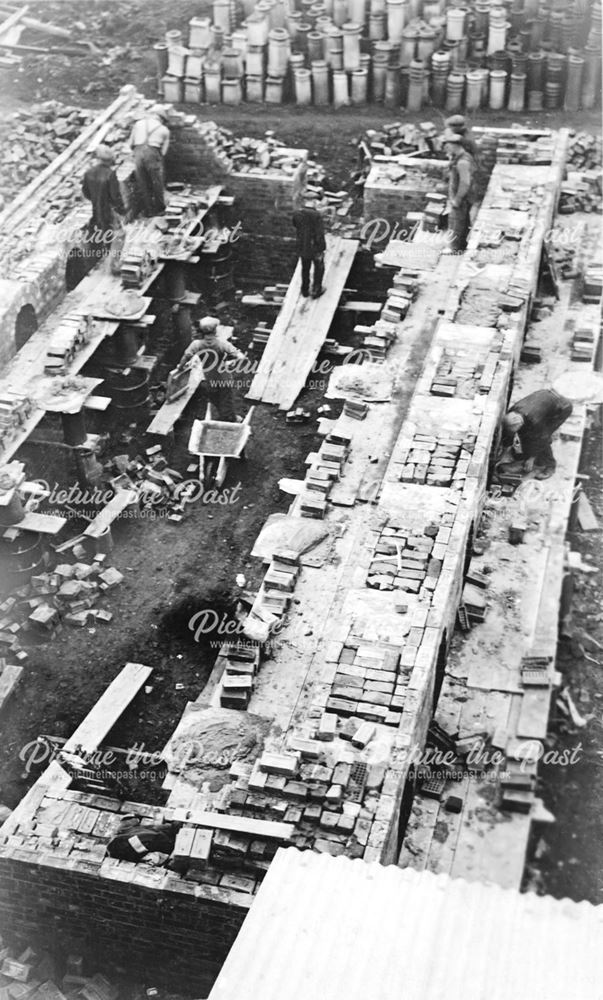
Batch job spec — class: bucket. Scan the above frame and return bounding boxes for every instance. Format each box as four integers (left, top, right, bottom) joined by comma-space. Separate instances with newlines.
184, 77, 203, 102
445, 70, 465, 109
342, 22, 361, 71
153, 43, 169, 81
268, 27, 290, 76
246, 73, 265, 100
489, 68, 507, 108
369, 12, 386, 40
333, 68, 350, 105
294, 66, 312, 103
446, 7, 466, 41
107, 368, 150, 418
325, 29, 342, 67
507, 71, 526, 110
311, 59, 330, 103
167, 45, 188, 77
465, 69, 482, 109
204, 66, 222, 102
349, 0, 366, 25
488, 19, 509, 57
372, 60, 387, 101
162, 75, 184, 102
246, 13, 269, 45
307, 30, 324, 62
246, 44, 265, 74
350, 66, 369, 103
213, 0, 231, 32
265, 75, 284, 102
564, 53, 584, 111
385, 64, 402, 106
387, 0, 408, 43
333, 0, 348, 27
166, 29, 183, 47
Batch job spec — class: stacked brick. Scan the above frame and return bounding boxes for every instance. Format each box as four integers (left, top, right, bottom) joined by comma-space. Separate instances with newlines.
363, 159, 448, 228
430, 345, 501, 398
325, 638, 411, 727
367, 521, 452, 596
395, 432, 477, 490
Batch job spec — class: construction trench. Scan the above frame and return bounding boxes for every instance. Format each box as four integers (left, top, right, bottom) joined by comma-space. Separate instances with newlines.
0, 3, 602, 999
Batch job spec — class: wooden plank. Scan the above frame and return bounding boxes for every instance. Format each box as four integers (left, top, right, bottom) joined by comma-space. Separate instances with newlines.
5, 512, 65, 535
83, 489, 139, 539
168, 808, 294, 841
577, 492, 599, 531
516, 687, 551, 740
0, 664, 22, 711
247, 236, 359, 409
146, 365, 204, 436
63, 662, 152, 753
83, 395, 112, 412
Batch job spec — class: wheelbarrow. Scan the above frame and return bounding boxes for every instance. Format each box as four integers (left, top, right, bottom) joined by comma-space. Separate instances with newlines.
188, 403, 254, 488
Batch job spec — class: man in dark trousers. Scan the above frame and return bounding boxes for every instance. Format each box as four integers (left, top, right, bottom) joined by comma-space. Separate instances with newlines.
174, 316, 247, 423
292, 196, 326, 298
442, 129, 476, 253
82, 145, 126, 256
501, 388, 573, 479
106, 815, 179, 864
129, 104, 170, 217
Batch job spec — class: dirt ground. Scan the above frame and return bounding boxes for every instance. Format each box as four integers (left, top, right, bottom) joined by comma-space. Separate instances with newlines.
0, 0, 601, 915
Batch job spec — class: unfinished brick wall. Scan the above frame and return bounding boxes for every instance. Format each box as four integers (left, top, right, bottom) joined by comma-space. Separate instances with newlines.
0, 854, 249, 995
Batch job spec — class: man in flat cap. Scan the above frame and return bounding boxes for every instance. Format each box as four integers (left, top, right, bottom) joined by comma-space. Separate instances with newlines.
500, 388, 573, 479
442, 128, 476, 252
175, 316, 248, 423
82, 144, 126, 258
129, 104, 170, 217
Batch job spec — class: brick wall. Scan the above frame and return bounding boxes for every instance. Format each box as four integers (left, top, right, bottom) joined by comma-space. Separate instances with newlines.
0, 854, 249, 996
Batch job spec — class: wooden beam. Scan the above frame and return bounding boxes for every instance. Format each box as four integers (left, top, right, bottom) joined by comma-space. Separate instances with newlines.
167, 807, 294, 841
247, 235, 359, 410
146, 365, 204, 436
83, 488, 138, 539
63, 662, 153, 754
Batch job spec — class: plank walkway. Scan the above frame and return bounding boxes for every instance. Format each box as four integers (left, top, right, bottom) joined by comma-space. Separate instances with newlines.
247, 235, 359, 410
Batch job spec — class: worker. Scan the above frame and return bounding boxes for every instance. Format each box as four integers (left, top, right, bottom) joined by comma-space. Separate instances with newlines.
82, 145, 126, 256
106, 815, 179, 864
175, 316, 247, 423
442, 129, 476, 253
129, 104, 170, 218
444, 115, 485, 216
500, 388, 573, 480
292, 195, 326, 299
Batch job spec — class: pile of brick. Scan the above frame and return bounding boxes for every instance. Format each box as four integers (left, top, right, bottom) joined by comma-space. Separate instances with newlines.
0, 394, 34, 452
218, 642, 261, 710
367, 520, 451, 595
0, 934, 119, 1000
0, 103, 94, 208
359, 122, 441, 165
430, 345, 500, 398
1, 554, 122, 639
220, 738, 387, 859
298, 430, 351, 520
396, 432, 477, 489
104, 446, 196, 524
325, 639, 412, 728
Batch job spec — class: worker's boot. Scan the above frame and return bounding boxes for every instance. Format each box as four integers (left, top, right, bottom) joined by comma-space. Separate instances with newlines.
312, 286, 326, 298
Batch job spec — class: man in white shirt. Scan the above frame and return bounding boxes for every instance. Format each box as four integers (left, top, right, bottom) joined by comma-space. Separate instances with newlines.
129, 104, 170, 217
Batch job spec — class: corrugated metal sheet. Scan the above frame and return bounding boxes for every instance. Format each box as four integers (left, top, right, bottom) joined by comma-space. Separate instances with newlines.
209, 848, 603, 1000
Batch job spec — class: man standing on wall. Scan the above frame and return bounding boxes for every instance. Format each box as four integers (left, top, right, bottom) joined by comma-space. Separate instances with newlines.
129, 104, 170, 218
82, 145, 126, 258
292, 195, 327, 299
442, 129, 476, 253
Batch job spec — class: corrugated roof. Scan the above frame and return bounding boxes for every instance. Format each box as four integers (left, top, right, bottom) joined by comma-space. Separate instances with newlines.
209, 848, 603, 1000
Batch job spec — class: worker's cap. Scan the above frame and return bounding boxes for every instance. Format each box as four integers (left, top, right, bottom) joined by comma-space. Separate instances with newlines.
444, 114, 467, 133
197, 316, 219, 334
95, 144, 115, 164
151, 103, 169, 121
441, 129, 463, 145
503, 412, 524, 434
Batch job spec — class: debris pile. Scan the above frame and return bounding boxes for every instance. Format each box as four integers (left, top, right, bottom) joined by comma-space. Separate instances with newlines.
0, 550, 121, 641
104, 445, 198, 524
0, 103, 94, 207
0, 937, 120, 1000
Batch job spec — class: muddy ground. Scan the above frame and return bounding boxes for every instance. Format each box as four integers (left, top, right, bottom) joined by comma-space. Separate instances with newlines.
0, 0, 601, 914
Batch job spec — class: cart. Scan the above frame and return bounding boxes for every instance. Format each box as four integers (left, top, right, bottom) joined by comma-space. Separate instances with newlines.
188, 403, 254, 488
